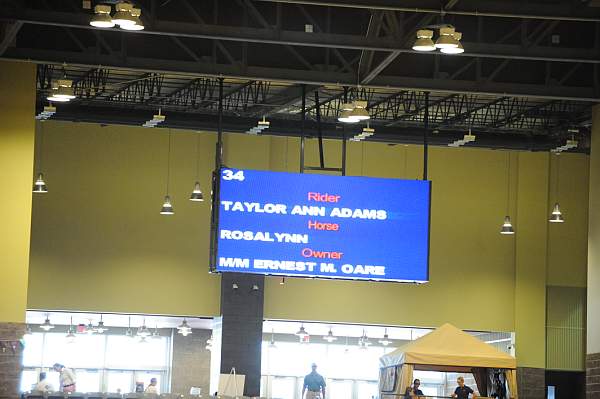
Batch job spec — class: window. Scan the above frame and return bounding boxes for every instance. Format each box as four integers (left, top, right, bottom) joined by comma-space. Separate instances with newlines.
21, 332, 170, 393
328, 380, 352, 399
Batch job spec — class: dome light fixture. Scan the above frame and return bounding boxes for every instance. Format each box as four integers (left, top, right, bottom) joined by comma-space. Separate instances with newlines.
412, 29, 436, 52
137, 320, 151, 338
435, 26, 459, 49
33, 173, 48, 193
40, 314, 54, 331
90, 4, 115, 28
440, 32, 465, 54
47, 79, 76, 102
122, 7, 144, 31
95, 315, 108, 334
160, 195, 174, 215
177, 319, 193, 336
500, 216, 515, 235
323, 328, 337, 343
295, 324, 309, 338
189, 182, 204, 201
379, 329, 392, 346
112, 2, 136, 27
338, 103, 357, 123
349, 100, 370, 121
549, 203, 564, 223
160, 130, 175, 215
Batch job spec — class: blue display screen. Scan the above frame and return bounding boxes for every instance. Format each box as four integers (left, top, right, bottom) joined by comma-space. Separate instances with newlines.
214, 168, 431, 283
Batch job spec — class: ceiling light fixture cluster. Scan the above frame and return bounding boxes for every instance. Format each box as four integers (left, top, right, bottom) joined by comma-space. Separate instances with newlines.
350, 124, 375, 142
143, 110, 166, 128
338, 101, 370, 124
413, 26, 464, 54
90, 3, 144, 31
448, 129, 476, 147
246, 117, 270, 135
551, 139, 578, 153
35, 105, 56, 121
47, 79, 76, 103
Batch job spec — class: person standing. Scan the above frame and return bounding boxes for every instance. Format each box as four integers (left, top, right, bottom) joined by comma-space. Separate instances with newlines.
452, 376, 477, 399
302, 363, 326, 399
33, 372, 54, 392
53, 363, 76, 393
145, 378, 159, 394
404, 379, 424, 398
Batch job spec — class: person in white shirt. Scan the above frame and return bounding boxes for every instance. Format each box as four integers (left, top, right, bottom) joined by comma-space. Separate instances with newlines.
53, 363, 76, 392
145, 378, 159, 394
33, 372, 54, 392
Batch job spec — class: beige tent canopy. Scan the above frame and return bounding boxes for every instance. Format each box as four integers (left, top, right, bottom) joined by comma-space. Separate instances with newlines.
379, 323, 518, 398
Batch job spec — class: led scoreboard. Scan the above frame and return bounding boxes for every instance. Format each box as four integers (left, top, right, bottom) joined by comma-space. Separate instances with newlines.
211, 168, 431, 283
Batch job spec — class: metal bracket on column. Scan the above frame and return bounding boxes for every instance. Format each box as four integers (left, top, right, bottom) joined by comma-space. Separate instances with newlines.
299, 85, 348, 176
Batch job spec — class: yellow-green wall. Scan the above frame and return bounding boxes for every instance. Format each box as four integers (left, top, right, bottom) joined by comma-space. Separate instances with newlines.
0, 61, 36, 323
27, 122, 590, 368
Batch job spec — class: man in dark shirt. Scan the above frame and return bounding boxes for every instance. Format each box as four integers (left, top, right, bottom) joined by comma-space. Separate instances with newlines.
452, 376, 477, 399
302, 363, 326, 399
404, 378, 424, 398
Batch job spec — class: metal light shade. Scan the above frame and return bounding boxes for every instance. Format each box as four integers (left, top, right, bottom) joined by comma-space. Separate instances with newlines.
190, 182, 204, 201
435, 27, 459, 49
160, 195, 174, 215
40, 318, 54, 331
95, 321, 108, 334
33, 173, 48, 193
549, 203, 564, 223
112, 3, 135, 26
295, 325, 308, 338
441, 41, 464, 54
90, 5, 115, 28
47, 93, 70, 102
500, 216, 515, 235
323, 329, 337, 342
338, 110, 359, 123
413, 37, 436, 51
350, 101, 370, 121
122, 9, 144, 31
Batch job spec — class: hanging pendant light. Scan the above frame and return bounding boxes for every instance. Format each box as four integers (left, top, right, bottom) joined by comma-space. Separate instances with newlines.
323, 328, 337, 343
295, 324, 309, 338
90, 4, 115, 28
66, 317, 76, 344
95, 314, 108, 334
549, 155, 565, 223
268, 330, 277, 349
549, 203, 564, 223
160, 130, 175, 215
190, 134, 204, 202
40, 314, 54, 331
440, 32, 464, 54
349, 101, 370, 121
125, 316, 134, 338
152, 326, 160, 339
177, 318, 192, 336
122, 7, 144, 31
501, 216, 515, 235
112, 2, 135, 27
47, 79, 76, 102
189, 182, 204, 201
338, 103, 358, 123
501, 153, 515, 236
137, 319, 151, 338
85, 320, 96, 335
379, 329, 392, 346
435, 26, 459, 49
33, 173, 48, 193
412, 29, 436, 52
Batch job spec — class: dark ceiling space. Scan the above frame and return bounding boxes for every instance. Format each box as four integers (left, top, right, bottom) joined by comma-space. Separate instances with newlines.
1, 0, 599, 152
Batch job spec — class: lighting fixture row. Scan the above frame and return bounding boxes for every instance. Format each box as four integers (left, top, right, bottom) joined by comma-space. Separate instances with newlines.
413, 26, 464, 54
500, 204, 565, 236
90, 3, 144, 31
551, 139, 578, 153
246, 117, 270, 135
143, 111, 166, 128
293, 324, 392, 346
160, 182, 204, 215
448, 130, 476, 147
338, 101, 370, 124
349, 124, 375, 142
35, 105, 56, 121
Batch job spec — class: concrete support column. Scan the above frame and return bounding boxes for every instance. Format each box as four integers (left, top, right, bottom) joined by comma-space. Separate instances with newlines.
514, 152, 549, 399
218, 273, 265, 397
0, 61, 36, 398
587, 105, 600, 399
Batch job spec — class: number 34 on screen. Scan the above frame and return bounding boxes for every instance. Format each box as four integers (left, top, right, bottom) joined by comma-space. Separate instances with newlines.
222, 169, 245, 181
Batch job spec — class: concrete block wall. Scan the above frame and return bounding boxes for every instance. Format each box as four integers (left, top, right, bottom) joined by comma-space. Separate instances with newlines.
171, 328, 213, 395
588, 353, 600, 399
0, 323, 25, 399
517, 367, 545, 399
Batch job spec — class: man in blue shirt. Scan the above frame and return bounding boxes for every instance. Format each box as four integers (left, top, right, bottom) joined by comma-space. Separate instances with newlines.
452, 376, 477, 399
302, 363, 326, 399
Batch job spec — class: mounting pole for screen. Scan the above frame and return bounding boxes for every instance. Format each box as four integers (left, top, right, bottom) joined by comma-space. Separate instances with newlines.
209, 77, 225, 272
299, 86, 347, 176
423, 91, 430, 181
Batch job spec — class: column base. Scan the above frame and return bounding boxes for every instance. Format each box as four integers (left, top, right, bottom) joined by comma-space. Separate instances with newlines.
588, 353, 600, 399
0, 323, 25, 399
517, 367, 546, 399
